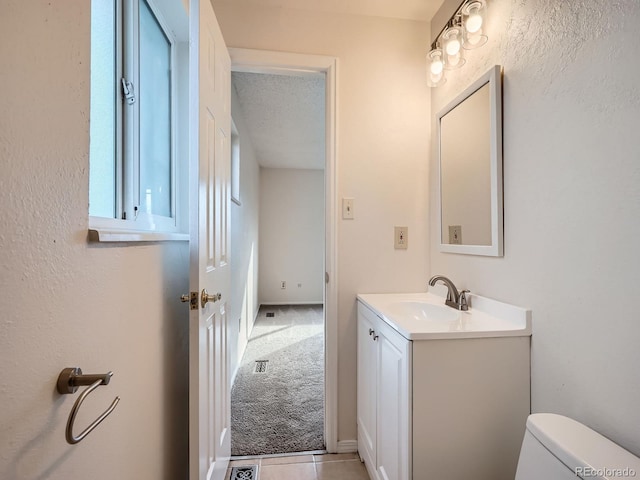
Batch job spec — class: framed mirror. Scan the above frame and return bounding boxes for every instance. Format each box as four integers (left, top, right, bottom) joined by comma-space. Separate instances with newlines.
437, 65, 503, 256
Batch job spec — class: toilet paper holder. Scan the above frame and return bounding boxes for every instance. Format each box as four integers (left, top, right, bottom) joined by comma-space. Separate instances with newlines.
56, 367, 120, 445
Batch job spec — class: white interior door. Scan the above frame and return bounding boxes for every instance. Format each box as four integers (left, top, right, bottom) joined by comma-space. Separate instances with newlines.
188, 0, 231, 479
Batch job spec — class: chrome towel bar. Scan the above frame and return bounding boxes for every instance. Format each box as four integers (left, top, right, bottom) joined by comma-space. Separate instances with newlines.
56, 367, 120, 445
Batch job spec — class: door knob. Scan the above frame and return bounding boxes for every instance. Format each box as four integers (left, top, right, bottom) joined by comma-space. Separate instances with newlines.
201, 289, 222, 308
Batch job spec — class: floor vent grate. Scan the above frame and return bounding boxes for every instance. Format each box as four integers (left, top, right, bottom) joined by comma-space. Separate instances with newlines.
266, 312, 275, 317
254, 360, 269, 373
230, 465, 258, 480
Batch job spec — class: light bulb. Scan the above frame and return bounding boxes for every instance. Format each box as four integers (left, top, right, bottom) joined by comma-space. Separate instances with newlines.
446, 39, 461, 56
461, 1, 487, 50
465, 11, 483, 33
426, 49, 446, 87
430, 59, 443, 75
442, 26, 465, 70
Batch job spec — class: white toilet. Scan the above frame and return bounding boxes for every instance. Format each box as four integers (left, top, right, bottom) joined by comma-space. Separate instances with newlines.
515, 413, 640, 479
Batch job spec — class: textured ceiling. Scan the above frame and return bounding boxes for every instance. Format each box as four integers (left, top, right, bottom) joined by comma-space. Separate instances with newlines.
215, 0, 443, 22
232, 72, 325, 170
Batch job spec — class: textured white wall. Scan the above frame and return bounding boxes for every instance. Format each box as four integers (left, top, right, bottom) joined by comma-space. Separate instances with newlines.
0, 2, 189, 479
230, 86, 261, 379
430, 0, 640, 455
259, 168, 324, 304
212, 2, 431, 442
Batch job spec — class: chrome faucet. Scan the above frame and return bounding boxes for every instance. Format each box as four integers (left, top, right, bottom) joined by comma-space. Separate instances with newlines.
428, 275, 469, 311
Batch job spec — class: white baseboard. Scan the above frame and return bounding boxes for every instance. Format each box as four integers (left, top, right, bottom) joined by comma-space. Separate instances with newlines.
259, 301, 324, 306
336, 440, 358, 454
247, 305, 259, 338
231, 306, 261, 386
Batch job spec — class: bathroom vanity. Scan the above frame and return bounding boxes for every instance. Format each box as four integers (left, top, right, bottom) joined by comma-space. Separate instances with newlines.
356, 290, 531, 480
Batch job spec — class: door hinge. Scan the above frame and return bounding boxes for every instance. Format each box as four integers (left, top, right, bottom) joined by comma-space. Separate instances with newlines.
121, 78, 136, 105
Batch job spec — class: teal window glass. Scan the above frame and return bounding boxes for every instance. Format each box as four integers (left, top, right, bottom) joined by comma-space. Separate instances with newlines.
139, 0, 172, 218
89, 0, 117, 218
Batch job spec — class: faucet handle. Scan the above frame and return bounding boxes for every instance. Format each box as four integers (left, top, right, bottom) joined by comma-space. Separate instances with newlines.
458, 290, 470, 311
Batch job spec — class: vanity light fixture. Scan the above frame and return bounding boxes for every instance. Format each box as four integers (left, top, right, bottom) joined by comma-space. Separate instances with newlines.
427, 0, 489, 87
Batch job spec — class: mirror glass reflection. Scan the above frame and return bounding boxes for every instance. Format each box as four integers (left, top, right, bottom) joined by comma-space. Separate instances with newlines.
440, 83, 491, 246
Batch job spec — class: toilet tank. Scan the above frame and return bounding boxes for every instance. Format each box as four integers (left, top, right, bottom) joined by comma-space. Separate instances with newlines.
515, 414, 640, 480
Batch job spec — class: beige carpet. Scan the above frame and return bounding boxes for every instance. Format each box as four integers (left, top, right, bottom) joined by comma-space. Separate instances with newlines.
231, 304, 325, 456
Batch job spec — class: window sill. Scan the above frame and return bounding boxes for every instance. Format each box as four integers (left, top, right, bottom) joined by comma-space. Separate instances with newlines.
88, 228, 189, 243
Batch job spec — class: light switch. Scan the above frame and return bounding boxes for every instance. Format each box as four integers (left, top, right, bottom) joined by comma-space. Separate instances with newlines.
448, 225, 462, 244
394, 226, 408, 249
342, 198, 354, 219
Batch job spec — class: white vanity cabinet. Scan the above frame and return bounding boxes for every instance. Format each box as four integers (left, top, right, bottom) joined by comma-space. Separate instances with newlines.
357, 296, 531, 480
357, 302, 411, 480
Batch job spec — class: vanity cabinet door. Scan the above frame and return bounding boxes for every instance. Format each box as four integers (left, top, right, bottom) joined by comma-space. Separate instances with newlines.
376, 322, 411, 480
357, 306, 378, 470
358, 302, 411, 480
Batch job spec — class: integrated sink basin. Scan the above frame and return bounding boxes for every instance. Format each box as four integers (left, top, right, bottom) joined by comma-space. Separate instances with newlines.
356, 290, 531, 340
385, 301, 460, 323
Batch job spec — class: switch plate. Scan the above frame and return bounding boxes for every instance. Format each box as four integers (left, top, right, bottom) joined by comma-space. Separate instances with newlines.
394, 226, 408, 249
448, 225, 462, 244
342, 198, 354, 219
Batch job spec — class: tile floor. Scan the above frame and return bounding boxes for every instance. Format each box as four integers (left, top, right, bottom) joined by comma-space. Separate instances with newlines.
226, 453, 370, 480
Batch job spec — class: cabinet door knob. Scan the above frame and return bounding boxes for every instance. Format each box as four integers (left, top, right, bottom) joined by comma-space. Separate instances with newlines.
369, 328, 375, 336
373, 335, 379, 341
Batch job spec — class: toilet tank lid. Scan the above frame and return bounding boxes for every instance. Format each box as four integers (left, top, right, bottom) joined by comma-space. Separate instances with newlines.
526, 413, 640, 479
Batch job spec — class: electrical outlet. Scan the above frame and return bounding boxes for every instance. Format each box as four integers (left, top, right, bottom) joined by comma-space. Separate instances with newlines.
297, 283, 302, 288
394, 226, 408, 249
448, 225, 462, 244
342, 198, 354, 219
281, 281, 286, 289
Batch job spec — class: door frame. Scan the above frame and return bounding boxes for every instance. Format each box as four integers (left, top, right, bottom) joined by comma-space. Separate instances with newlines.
228, 47, 339, 453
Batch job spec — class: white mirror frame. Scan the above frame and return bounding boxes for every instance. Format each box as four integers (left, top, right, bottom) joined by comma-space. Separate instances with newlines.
437, 65, 503, 256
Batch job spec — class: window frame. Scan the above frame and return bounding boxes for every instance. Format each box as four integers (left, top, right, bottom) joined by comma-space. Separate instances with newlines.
89, 0, 187, 241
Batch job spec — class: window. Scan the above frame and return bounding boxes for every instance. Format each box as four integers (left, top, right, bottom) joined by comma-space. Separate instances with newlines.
89, 0, 188, 238
231, 119, 241, 205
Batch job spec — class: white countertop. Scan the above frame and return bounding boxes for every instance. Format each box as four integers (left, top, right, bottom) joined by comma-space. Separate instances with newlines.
357, 289, 531, 341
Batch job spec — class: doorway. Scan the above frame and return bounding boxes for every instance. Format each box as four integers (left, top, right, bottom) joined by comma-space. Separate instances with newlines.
228, 49, 338, 455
